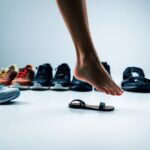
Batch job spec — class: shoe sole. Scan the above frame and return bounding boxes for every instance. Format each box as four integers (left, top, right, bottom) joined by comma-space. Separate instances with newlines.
70, 86, 93, 92
0, 89, 20, 104
10, 83, 30, 90
122, 86, 150, 93
30, 83, 50, 90
50, 84, 70, 90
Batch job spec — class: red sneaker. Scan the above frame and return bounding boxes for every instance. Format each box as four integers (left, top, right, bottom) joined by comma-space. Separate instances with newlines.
11, 65, 35, 90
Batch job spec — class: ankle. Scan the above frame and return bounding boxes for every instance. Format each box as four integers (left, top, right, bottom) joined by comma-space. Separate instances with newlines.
76, 42, 98, 62
78, 52, 99, 67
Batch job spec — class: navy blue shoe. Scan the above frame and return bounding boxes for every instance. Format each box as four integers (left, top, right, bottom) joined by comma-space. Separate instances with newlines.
30, 63, 53, 90
50, 63, 71, 90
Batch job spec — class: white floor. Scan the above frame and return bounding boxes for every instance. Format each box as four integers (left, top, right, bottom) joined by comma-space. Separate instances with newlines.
0, 88, 150, 150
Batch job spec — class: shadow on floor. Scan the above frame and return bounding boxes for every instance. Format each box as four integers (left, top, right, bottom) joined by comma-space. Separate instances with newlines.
0, 101, 29, 106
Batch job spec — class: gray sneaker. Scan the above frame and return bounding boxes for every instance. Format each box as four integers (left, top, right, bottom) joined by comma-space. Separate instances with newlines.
0, 85, 20, 104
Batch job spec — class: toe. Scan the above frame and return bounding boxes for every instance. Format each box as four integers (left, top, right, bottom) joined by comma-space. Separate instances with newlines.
106, 84, 117, 96
106, 84, 116, 95
103, 86, 111, 95
111, 82, 123, 95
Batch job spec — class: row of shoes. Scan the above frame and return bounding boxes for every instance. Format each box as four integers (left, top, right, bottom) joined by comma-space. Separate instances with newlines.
1, 63, 149, 105
1, 63, 149, 92
0, 62, 110, 91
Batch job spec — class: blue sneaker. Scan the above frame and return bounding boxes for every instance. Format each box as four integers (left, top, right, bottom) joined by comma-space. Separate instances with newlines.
0, 86, 20, 104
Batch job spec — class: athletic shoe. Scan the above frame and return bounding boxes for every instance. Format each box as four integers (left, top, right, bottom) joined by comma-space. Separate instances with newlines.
11, 65, 34, 90
0, 85, 20, 104
50, 63, 71, 90
70, 76, 92, 92
0, 65, 17, 86
30, 63, 53, 90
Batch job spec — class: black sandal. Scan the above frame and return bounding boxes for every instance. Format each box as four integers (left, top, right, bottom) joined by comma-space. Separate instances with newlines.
69, 99, 114, 111
121, 67, 150, 92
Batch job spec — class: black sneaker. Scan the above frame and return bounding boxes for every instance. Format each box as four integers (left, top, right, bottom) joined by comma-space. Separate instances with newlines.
50, 63, 71, 90
30, 63, 53, 90
70, 76, 92, 92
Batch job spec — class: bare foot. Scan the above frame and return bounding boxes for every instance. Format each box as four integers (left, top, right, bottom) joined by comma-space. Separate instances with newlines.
74, 57, 124, 96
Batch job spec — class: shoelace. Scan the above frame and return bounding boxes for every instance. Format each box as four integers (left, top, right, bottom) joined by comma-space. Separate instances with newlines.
55, 67, 67, 79
17, 68, 28, 78
36, 66, 50, 78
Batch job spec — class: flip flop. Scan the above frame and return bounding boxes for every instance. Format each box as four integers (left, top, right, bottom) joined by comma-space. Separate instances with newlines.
69, 99, 114, 111
121, 67, 150, 92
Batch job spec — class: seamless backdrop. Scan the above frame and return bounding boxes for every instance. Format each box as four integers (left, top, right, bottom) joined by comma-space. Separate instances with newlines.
0, 0, 150, 78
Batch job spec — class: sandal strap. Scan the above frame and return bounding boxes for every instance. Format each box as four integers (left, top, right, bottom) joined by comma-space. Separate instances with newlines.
99, 102, 105, 110
123, 67, 145, 80
71, 99, 86, 107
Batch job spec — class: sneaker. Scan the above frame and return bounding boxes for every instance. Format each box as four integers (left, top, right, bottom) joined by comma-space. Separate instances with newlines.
70, 76, 93, 92
0, 65, 17, 86
11, 65, 35, 90
30, 63, 53, 90
50, 63, 71, 90
0, 85, 20, 104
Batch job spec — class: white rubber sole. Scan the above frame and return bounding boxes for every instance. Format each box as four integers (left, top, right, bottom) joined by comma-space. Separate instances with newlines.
10, 83, 30, 90
30, 83, 50, 90
50, 84, 70, 90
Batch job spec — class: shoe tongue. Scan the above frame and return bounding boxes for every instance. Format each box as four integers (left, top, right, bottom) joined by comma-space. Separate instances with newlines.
37, 66, 44, 73
43, 63, 50, 67
37, 64, 50, 70
25, 65, 32, 70
58, 63, 68, 69
8, 65, 17, 72
19, 65, 32, 71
